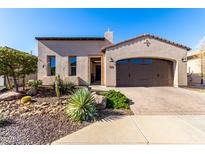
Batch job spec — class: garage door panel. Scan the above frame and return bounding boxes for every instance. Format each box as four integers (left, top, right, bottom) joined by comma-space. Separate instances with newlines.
116, 60, 130, 86
116, 58, 173, 87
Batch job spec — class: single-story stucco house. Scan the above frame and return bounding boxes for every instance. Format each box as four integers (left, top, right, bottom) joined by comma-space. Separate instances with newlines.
36, 31, 190, 87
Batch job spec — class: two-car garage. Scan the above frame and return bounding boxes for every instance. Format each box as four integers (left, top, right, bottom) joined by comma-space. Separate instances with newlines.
104, 34, 190, 87
116, 58, 174, 87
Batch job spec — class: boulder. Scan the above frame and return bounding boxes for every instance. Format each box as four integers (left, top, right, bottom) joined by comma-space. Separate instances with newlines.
0, 91, 23, 101
0, 87, 8, 93
93, 94, 107, 110
26, 88, 37, 96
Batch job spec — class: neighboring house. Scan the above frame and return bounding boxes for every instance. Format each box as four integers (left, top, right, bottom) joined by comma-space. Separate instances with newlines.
36, 31, 190, 87
6, 73, 37, 87
187, 50, 205, 85
0, 76, 5, 87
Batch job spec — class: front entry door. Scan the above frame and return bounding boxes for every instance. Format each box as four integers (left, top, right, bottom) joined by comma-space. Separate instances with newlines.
95, 65, 101, 81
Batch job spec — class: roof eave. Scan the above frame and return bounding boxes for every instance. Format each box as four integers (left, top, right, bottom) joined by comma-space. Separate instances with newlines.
35, 37, 105, 41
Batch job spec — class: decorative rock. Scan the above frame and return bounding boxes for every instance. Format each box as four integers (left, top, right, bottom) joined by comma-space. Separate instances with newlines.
62, 100, 67, 104
26, 88, 37, 96
93, 94, 107, 110
0, 87, 7, 93
0, 93, 69, 118
0, 91, 23, 101
41, 102, 48, 106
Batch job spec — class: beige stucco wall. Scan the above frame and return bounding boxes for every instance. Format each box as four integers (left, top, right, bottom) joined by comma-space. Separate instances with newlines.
187, 57, 205, 85
105, 37, 188, 87
37, 40, 111, 85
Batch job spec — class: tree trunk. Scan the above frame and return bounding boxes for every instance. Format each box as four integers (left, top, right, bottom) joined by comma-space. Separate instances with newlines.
6, 75, 12, 90
22, 75, 25, 91
12, 72, 19, 92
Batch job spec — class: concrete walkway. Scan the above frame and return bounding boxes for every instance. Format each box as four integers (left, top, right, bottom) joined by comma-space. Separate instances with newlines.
52, 115, 205, 144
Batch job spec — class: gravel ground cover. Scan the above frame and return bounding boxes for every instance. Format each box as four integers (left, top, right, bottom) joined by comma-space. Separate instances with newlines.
0, 87, 133, 145
0, 109, 132, 145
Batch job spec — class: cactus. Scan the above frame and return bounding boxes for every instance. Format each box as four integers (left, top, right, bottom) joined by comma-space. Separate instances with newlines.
21, 96, 32, 104
55, 75, 61, 97
0, 114, 6, 127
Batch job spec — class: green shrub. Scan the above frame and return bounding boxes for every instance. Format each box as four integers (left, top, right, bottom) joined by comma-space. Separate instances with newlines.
21, 96, 32, 104
101, 90, 129, 109
0, 114, 6, 127
66, 88, 96, 122
27, 80, 42, 89
60, 81, 76, 94
53, 76, 76, 96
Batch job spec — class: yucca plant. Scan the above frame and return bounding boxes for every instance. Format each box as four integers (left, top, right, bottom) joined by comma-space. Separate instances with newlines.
66, 88, 96, 122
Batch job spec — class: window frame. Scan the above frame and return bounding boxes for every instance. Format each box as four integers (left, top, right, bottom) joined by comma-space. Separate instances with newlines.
69, 56, 77, 76
47, 55, 56, 76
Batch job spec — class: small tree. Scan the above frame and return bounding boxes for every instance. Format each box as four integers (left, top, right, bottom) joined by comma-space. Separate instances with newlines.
0, 47, 37, 92
19, 53, 38, 90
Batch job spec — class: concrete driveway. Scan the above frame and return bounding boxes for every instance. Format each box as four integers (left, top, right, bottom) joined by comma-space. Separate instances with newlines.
116, 87, 205, 115
53, 87, 205, 144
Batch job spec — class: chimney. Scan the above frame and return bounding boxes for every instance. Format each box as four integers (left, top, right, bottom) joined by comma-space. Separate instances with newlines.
104, 29, 113, 43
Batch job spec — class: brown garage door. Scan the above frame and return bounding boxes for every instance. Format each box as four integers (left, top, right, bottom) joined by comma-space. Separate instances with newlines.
116, 58, 173, 87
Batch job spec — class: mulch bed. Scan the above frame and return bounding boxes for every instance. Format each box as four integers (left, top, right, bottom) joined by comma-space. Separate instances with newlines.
0, 86, 133, 145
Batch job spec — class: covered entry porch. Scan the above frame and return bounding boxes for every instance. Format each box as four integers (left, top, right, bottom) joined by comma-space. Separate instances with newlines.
89, 56, 104, 85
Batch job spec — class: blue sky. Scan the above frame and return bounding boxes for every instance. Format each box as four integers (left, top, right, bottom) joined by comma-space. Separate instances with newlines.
0, 8, 205, 55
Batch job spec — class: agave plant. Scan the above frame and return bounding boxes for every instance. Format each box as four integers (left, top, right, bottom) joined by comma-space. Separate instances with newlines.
66, 88, 96, 122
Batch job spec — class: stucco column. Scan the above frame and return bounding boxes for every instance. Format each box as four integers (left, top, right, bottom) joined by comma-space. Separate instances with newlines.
77, 56, 89, 85
61, 56, 68, 80
173, 61, 179, 87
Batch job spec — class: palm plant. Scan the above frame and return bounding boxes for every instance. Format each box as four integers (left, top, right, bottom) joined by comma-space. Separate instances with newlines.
66, 88, 96, 122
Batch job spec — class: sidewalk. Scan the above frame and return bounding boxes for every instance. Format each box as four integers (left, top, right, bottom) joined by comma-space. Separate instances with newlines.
52, 115, 205, 144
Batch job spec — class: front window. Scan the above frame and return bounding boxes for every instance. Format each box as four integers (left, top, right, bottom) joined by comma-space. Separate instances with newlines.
116, 60, 129, 64
144, 59, 153, 64
130, 58, 153, 65
69, 56, 77, 76
130, 59, 143, 64
48, 56, 56, 76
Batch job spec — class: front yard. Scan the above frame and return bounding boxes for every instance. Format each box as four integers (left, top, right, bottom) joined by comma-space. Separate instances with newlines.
0, 85, 132, 145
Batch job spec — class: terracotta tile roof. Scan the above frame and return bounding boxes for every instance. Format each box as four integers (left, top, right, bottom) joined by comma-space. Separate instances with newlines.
101, 34, 191, 52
